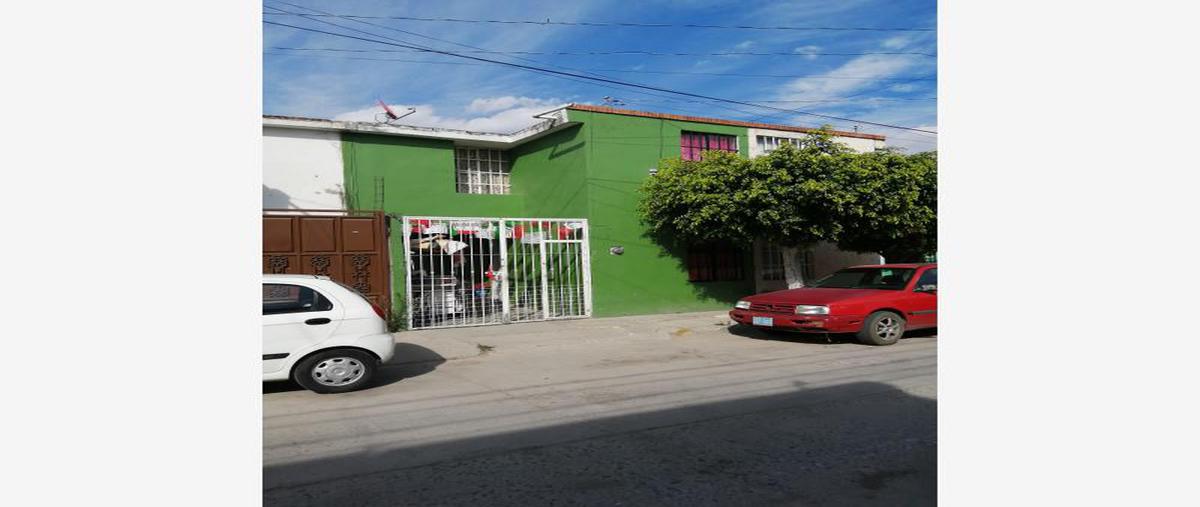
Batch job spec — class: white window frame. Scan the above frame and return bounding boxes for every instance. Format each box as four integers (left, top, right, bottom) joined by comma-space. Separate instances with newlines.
455, 147, 511, 195
756, 135, 807, 154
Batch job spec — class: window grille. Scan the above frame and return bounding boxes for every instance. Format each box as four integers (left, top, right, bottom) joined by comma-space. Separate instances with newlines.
761, 243, 784, 281
680, 132, 739, 161
760, 243, 815, 282
455, 147, 511, 195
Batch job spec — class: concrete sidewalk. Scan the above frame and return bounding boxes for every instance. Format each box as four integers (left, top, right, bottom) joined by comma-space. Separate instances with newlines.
391, 310, 737, 363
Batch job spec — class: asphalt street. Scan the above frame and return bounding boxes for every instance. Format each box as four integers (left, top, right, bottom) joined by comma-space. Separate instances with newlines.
263, 311, 937, 506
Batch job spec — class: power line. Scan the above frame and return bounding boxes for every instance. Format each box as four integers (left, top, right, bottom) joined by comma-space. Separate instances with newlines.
265, 1, 620, 83
567, 68, 936, 81
745, 72, 940, 132
262, 6, 936, 129
261, 12, 935, 32
266, 48, 939, 81
263, 45, 936, 58
260, 13, 937, 143
261, 2, 776, 122
263, 19, 937, 135
262, 2, 936, 135
262, 5, 781, 123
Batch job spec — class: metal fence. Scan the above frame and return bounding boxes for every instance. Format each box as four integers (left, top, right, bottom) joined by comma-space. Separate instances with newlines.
402, 216, 592, 330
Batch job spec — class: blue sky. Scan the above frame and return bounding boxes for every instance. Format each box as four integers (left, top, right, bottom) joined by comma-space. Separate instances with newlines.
263, 0, 936, 151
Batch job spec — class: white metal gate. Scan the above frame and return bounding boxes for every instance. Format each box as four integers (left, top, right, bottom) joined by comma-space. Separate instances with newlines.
402, 216, 592, 330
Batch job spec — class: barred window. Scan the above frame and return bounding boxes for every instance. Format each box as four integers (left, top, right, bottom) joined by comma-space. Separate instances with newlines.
687, 243, 745, 282
455, 147, 511, 194
760, 243, 815, 282
761, 243, 784, 281
681, 131, 738, 161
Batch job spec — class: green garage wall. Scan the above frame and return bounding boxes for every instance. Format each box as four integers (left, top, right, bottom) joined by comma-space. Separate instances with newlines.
341, 110, 755, 320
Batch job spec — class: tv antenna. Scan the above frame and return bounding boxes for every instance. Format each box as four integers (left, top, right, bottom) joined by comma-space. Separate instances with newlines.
376, 99, 416, 124
601, 96, 626, 107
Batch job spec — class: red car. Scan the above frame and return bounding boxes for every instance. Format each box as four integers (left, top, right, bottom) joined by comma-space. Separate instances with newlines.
729, 263, 937, 345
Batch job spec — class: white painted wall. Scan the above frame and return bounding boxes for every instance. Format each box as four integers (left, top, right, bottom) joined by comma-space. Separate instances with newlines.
746, 127, 884, 156
263, 126, 345, 210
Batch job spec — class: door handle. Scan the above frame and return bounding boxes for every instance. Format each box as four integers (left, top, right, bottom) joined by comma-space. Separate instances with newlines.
305, 318, 332, 325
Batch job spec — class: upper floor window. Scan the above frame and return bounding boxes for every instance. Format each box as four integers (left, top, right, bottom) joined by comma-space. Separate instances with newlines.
456, 147, 511, 195
681, 132, 738, 161
757, 135, 806, 154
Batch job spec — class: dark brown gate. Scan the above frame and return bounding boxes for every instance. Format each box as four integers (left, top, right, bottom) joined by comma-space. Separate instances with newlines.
263, 210, 391, 315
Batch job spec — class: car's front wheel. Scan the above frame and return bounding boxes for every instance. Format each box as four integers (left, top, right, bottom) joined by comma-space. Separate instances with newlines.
857, 311, 906, 346
293, 349, 377, 394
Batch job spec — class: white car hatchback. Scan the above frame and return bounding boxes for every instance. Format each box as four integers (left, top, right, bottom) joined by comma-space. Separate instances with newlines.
263, 275, 395, 393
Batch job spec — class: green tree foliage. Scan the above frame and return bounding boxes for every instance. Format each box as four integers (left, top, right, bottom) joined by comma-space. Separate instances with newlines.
638, 130, 855, 248
834, 149, 937, 262
637, 129, 937, 278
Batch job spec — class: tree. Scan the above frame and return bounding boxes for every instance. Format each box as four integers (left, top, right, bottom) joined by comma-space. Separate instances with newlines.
638, 130, 857, 288
834, 149, 937, 262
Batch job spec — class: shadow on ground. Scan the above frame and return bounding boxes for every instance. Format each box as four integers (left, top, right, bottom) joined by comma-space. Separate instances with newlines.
264, 381, 936, 506
263, 342, 445, 394
726, 323, 937, 345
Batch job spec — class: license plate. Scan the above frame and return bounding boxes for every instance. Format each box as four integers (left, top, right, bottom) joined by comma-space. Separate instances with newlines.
752, 316, 774, 327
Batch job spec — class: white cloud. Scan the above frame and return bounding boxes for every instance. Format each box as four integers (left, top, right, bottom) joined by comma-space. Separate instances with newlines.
890, 83, 916, 93
779, 54, 923, 101
734, 40, 755, 50
466, 96, 556, 114
794, 45, 822, 60
881, 35, 913, 49
333, 96, 564, 133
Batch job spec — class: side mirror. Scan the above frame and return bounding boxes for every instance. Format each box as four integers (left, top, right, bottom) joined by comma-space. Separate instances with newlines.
915, 284, 937, 293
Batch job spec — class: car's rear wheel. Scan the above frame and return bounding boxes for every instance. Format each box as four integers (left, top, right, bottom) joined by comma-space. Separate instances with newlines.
293, 349, 377, 394
857, 311, 905, 346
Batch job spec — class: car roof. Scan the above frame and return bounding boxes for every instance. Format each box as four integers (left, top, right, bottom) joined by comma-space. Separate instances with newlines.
262, 274, 332, 280
846, 263, 936, 269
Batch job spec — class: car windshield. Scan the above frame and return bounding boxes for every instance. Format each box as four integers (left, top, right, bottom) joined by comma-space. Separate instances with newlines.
810, 267, 916, 290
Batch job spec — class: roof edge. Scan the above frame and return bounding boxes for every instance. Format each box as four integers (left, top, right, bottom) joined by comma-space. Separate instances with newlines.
564, 104, 886, 141
263, 111, 575, 147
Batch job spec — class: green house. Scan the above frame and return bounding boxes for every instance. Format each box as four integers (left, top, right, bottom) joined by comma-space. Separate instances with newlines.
263, 105, 885, 329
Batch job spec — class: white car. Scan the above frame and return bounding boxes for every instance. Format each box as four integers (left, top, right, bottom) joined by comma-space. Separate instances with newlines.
263, 275, 395, 393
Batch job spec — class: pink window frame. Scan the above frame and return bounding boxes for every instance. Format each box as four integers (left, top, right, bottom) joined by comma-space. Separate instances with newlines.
680, 131, 739, 161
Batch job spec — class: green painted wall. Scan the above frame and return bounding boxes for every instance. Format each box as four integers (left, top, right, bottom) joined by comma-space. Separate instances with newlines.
341, 132, 526, 319
341, 111, 756, 319
508, 125, 589, 218
570, 110, 754, 317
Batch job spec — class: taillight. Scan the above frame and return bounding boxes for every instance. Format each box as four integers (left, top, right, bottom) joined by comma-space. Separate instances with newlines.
370, 301, 387, 320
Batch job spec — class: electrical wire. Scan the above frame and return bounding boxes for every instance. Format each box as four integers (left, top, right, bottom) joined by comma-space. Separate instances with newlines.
262, 19, 938, 135
268, 47, 939, 80
262, 12, 936, 32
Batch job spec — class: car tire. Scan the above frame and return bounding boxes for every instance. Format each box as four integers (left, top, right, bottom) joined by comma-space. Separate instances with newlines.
857, 311, 906, 346
293, 348, 377, 394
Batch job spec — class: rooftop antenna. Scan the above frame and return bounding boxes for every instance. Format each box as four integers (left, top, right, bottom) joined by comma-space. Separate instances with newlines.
376, 99, 416, 124
601, 96, 626, 107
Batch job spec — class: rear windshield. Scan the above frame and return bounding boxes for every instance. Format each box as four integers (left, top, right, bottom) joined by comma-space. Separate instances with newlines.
810, 267, 916, 290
